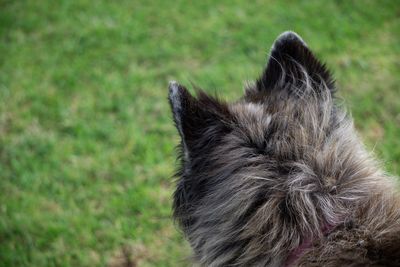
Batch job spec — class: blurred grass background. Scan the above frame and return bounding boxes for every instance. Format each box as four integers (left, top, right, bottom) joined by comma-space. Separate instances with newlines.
0, 0, 399, 266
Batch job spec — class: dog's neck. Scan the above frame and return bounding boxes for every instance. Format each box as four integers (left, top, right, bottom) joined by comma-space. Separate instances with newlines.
284, 223, 335, 267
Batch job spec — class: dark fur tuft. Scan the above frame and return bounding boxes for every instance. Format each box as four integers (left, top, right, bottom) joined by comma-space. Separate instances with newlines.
256, 31, 335, 96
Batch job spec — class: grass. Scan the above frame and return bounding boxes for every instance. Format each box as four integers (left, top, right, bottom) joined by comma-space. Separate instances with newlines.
0, 0, 399, 266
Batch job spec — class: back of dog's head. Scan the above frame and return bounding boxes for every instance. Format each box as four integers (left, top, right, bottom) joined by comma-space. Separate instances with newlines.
168, 32, 399, 266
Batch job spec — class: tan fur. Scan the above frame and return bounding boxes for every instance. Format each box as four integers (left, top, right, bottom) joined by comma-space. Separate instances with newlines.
297, 192, 400, 267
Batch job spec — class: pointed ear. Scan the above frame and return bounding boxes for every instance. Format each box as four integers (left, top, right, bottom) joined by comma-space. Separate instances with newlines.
257, 31, 335, 94
168, 81, 231, 159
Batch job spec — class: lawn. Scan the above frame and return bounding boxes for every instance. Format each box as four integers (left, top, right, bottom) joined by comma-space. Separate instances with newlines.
0, 0, 399, 266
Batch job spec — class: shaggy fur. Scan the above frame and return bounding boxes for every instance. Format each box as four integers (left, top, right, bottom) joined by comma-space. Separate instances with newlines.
168, 31, 400, 267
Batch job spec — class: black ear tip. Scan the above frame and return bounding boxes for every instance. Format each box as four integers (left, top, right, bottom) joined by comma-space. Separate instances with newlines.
272, 31, 308, 50
168, 80, 191, 112
169, 80, 181, 95
168, 80, 182, 107
259, 31, 335, 92
168, 80, 186, 100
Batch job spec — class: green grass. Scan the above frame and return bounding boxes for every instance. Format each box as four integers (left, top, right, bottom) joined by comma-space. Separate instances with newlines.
0, 0, 399, 266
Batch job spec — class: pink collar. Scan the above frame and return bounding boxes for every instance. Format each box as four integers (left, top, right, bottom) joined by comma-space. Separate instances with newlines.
284, 224, 335, 267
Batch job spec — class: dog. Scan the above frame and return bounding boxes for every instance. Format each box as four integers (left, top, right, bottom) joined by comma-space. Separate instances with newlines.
168, 31, 400, 266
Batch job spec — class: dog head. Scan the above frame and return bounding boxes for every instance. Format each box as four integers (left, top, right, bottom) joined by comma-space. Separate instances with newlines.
168, 31, 380, 266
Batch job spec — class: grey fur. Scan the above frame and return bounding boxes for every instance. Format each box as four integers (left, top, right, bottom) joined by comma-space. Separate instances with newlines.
169, 32, 400, 266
